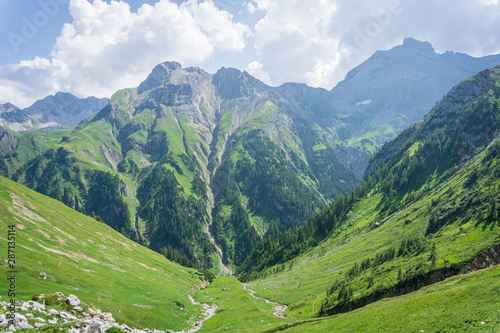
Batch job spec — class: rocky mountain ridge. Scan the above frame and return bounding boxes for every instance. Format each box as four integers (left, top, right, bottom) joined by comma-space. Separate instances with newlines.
0, 92, 109, 131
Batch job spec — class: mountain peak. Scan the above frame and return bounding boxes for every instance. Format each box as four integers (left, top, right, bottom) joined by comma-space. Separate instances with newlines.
0, 102, 20, 113
138, 61, 183, 93
401, 37, 435, 53
214, 67, 243, 79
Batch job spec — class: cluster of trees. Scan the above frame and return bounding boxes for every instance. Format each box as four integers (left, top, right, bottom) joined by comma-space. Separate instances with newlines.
212, 175, 261, 266
160, 245, 196, 268
137, 161, 215, 269
234, 130, 325, 222
238, 193, 355, 281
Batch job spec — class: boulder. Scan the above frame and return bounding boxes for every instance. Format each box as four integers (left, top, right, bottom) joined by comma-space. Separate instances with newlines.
13, 313, 27, 324
67, 294, 81, 307
39, 272, 47, 279
26, 300, 45, 311
18, 321, 34, 329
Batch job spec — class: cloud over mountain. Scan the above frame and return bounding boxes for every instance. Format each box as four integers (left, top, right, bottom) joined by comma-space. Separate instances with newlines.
0, 0, 250, 107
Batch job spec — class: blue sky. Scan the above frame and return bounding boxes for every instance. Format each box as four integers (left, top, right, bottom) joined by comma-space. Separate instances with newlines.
1, 0, 499, 107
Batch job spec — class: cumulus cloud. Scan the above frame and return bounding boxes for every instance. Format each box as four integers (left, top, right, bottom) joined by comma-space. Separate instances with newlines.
248, 0, 500, 89
245, 60, 271, 85
0, 0, 251, 107
2, 0, 500, 107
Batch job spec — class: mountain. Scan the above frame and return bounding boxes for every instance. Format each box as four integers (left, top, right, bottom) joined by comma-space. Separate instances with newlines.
0, 175, 206, 331
330, 37, 500, 148
239, 65, 500, 326
1, 39, 499, 275
0, 61, 362, 273
0, 92, 109, 131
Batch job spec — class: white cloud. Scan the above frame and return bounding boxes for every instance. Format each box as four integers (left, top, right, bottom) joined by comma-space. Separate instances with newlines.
250, 0, 500, 89
2, 0, 500, 108
245, 60, 271, 84
245, 1, 257, 14
0, 0, 251, 108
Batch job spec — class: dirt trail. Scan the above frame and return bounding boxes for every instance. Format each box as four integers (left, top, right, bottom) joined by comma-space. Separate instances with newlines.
243, 284, 287, 318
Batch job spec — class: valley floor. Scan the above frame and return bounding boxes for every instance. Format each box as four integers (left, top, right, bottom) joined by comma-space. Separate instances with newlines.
195, 263, 500, 332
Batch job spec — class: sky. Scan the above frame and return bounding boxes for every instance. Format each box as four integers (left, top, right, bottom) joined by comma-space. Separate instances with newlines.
0, 0, 499, 108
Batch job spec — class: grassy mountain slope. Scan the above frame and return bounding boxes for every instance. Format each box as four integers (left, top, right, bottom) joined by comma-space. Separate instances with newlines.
0, 175, 206, 331
240, 66, 500, 321
264, 264, 500, 332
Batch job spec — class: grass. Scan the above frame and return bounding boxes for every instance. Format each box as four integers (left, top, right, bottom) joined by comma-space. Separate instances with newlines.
0, 176, 206, 331
264, 264, 500, 332
193, 276, 292, 332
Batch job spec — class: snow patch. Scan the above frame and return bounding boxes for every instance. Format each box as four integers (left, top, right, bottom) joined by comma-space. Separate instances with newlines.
356, 100, 372, 106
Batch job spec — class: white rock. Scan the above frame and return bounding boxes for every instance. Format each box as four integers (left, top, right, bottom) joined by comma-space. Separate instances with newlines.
27, 300, 45, 311
120, 324, 134, 332
67, 294, 81, 307
60, 311, 77, 320
48, 317, 59, 324
100, 312, 115, 323
13, 313, 27, 323
48, 308, 59, 315
18, 321, 34, 329
35, 323, 47, 328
